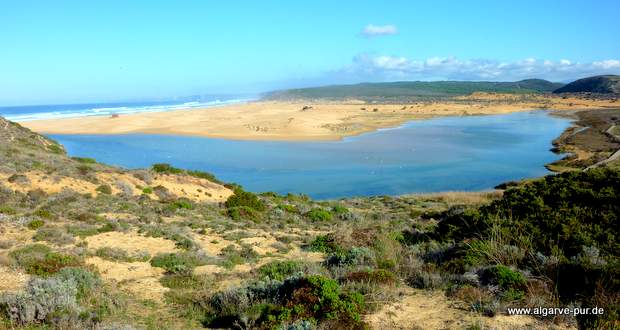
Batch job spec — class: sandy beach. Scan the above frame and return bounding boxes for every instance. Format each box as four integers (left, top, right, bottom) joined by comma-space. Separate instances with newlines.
21, 94, 619, 141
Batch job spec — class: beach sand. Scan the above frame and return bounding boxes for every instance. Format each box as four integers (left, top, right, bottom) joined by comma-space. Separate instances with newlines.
21, 94, 619, 141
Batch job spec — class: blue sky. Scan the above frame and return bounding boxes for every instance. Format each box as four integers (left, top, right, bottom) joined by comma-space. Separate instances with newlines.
1, 0, 619, 105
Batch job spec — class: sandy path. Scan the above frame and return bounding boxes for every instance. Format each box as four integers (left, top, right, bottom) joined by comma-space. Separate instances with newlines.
20, 95, 617, 141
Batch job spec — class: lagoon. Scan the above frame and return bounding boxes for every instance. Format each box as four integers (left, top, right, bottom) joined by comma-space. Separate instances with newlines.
49, 111, 572, 199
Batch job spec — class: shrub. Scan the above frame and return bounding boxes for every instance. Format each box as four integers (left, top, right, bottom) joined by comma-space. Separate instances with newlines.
449, 286, 496, 315
257, 261, 305, 281
33, 227, 75, 245
96, 184, 112, 195
168, 198, 193, 210
159, 273, 210, 290
225, 187, 265, 212
219, 245, 259, 269
306, 208, 333, 222
0, 205, 17, 215
282, 275, 365, 323
479, 265, 526, 290
152, 163, 183, 174
27, 219, 45, 230
331, 204, 349, 214
436, 168, 620, 259
72, 157, 97, 164
66, 223, 108, 238
344, 269, 396, 285
276, 204, 298, 213
325, 247, 374, 267
227, 206, 262, 221
139, 224, 196, 250
431, 168, 620, 327
33, 208, 54, 219
10, 244, 81, 276
0, 277, 80, 325
142, 187, 153, 194
308, 235, 341, 254
205, 275, 365, 328
407, 269, 444, 289
8, 174, 29, 184
186, 169, 222, 184
47, 144, 64, 154
55, 267, 102, 299
152, 163, 222, 183
76, 165, 92, 175
150, 252, 207, 274
95, 247, 149, 263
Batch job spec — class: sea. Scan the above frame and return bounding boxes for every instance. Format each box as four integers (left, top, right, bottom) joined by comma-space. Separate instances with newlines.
0, 95, 254, 122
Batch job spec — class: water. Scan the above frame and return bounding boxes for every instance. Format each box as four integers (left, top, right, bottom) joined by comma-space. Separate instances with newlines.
49, 111, 571, 199
0, 95, 254, 121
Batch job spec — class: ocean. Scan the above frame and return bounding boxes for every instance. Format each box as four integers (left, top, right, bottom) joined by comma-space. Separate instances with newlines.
0, 95, 254, 122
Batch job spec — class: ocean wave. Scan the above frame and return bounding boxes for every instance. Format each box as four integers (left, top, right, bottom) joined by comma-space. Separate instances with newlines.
4, 98, 252, 122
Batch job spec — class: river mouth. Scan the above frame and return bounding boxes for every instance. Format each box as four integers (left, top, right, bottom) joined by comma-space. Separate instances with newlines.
48, 110, 572, 199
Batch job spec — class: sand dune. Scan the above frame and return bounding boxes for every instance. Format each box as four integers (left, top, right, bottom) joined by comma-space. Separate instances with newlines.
21, 94, 618, 141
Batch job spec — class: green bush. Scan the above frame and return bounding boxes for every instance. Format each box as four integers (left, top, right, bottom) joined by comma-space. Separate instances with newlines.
27, 219, 45, 230
55, 267, 102, 299
431, 168, 620, 327
331, 204, 349, 214
76, 164, 92, 175
33, 227, 75, 245
152, 163, 183, 174
219, 245, 259, 269
66, 222, 115, 238
186, 169, 222, 184
325, 247, 374, 267
34, 208, 54, 219
306, 208, 333, 222
0, 205, 17, 215
72, 157, 97, 164
150, 252, 207, 275
280, 275, 365, 323
95, 184, 112, 195
344, 269, 396, 284
159, 273, 210, 290
95, 247, 149, 263
10, 244, 81, 276
480, 265, 526, 290
139, 224, 197, 250
225, 187, 265, 212
205, 275, 365, 328
152, 163, 222, 183
142, 187, 153, 194
257, 261, 305, 281
276, 204, 297, 213
0, 277, 80, 325
47, 144, 64, 154
168, 198, 193, 210
308, 235, 341, 254
436, 168, 620, 259
227, 206, 262, 221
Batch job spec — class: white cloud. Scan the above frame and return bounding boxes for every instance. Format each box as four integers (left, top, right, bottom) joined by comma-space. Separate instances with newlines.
361, 24, 397, 37
336, 54, 620, 82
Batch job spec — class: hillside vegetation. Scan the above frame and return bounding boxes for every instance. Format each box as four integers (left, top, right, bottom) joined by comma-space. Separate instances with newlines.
266, 79, 564, 101
554, 75, 620, 94
0, 115, 619, 329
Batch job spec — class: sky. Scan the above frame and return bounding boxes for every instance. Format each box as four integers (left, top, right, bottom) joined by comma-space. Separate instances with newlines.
1, 0, 619, 105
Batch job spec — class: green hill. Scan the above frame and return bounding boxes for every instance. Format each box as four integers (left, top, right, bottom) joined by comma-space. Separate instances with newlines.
553, 75, 620, 94
265, 79, 564, 100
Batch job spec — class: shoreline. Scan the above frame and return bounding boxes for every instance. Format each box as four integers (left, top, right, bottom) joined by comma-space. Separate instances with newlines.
19, 94, 619, 142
